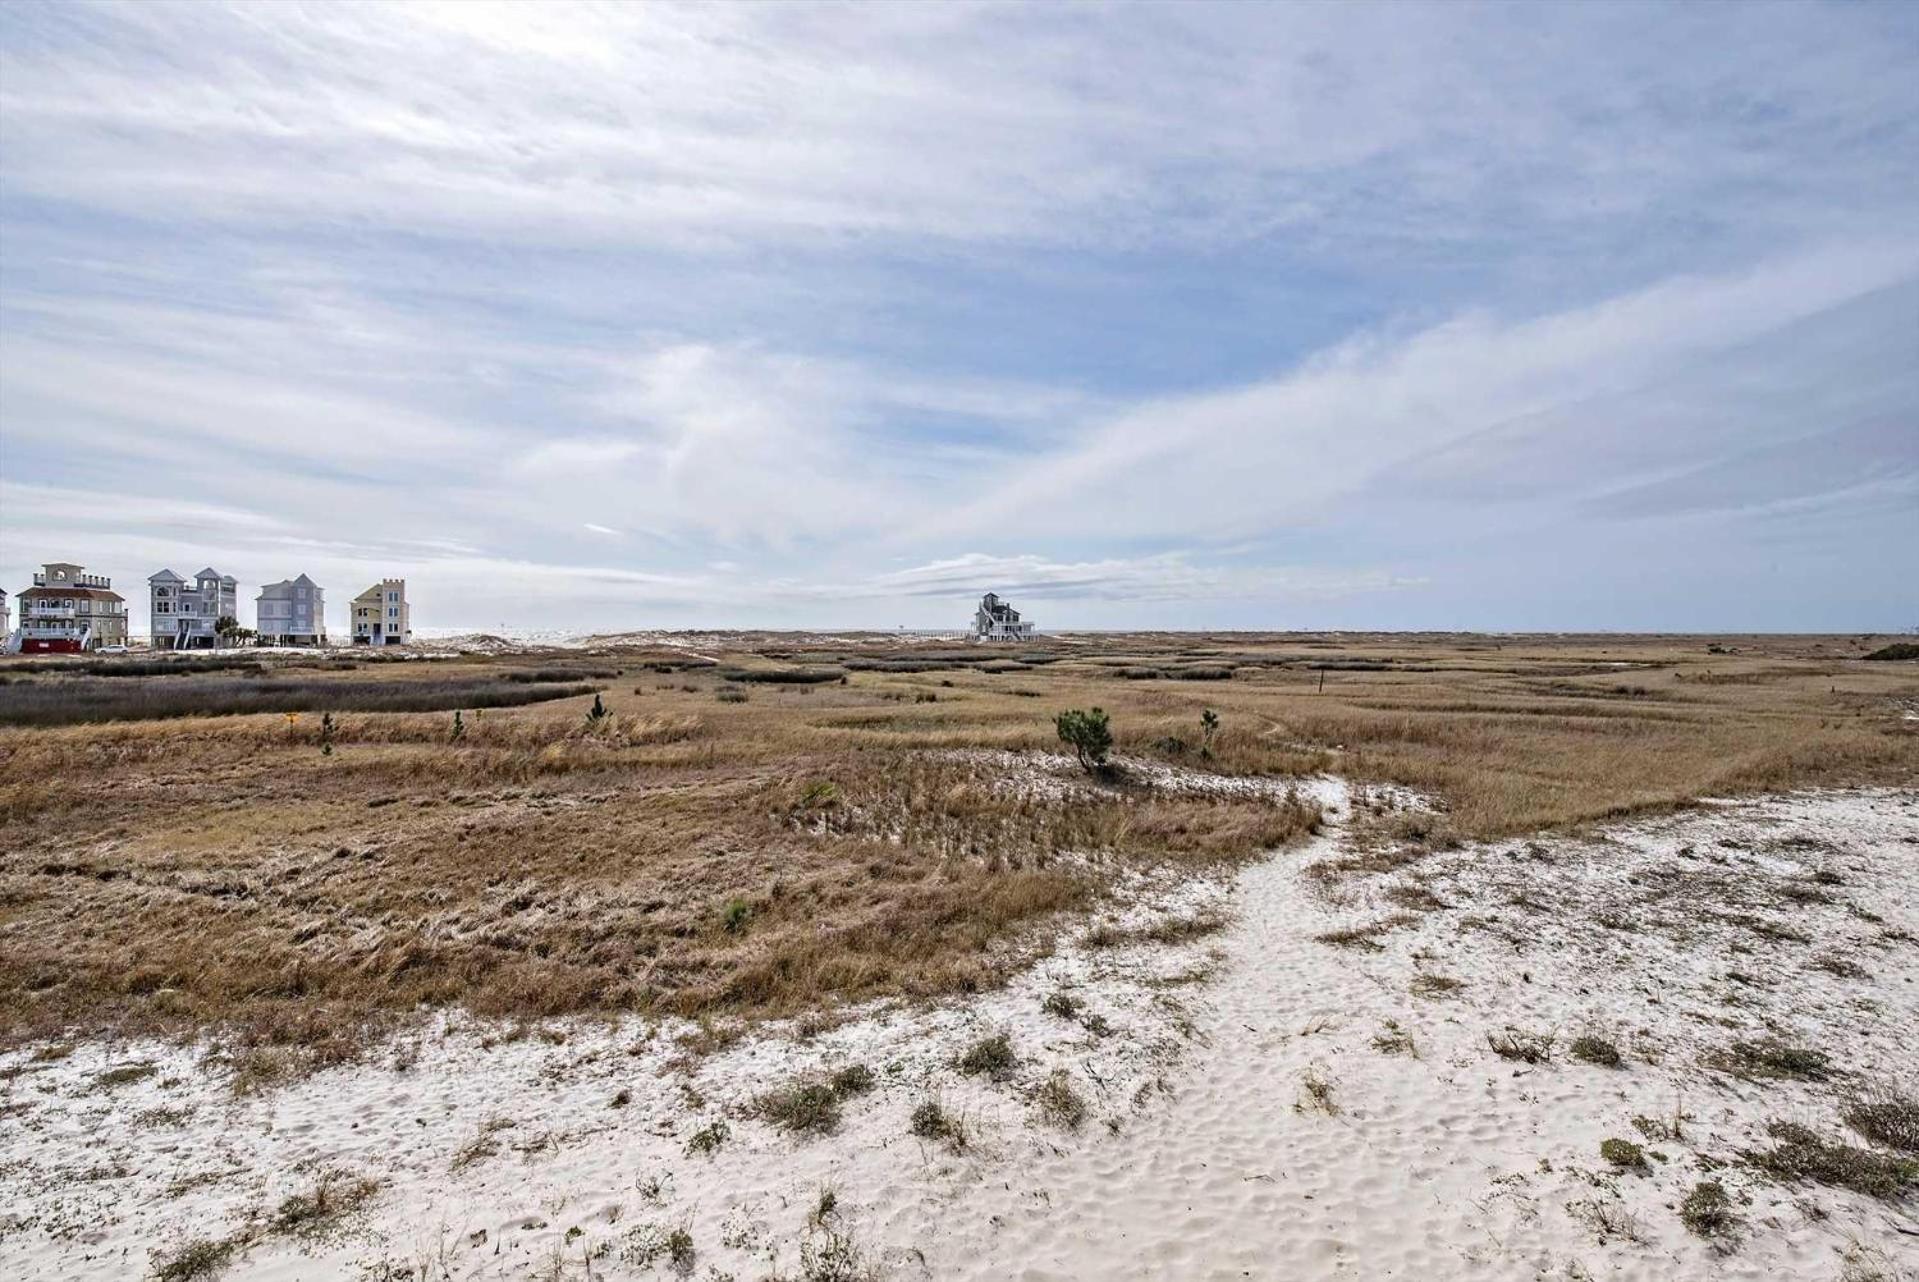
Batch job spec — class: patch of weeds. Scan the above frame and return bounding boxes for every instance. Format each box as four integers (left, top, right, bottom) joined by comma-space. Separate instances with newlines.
451, 1118, 514, 1173
1313, 914, 1418, 952
1040, 990, 1080, 1020
1711, 1037, 1831, 1082
1487, 1028, 1555, 1065
757, 1081, 842, 1136
1813, 953, 1870, 980
269, 1169, 381, 1241
829, 1063, 877, 1098
956, 1031, 1017, 1081
1079, 1012, 1115, 1038
1845, 1090, 1919, 1154
715, 688, 748, 703
1371, 1020, 1417, 1057
609, 1088, 632, 1109
1033, 1069, 1088, 1131
1678, 1179, 1738, 1240
1410, 974, 1464, 999
1744, 1120, 1918, 1200
909, 1097, 968, 1152
665, 1225, 695, 1274
1600, 1137, 1650, 1174
797, 1226, 880, 1282
1384, 882, 1448, 912
721, 898, 752, 934
685, 1120, 730, 1157
1568, 1196, 1643, 1245
1569, 1034, 1624, 1068
808, 1183, 839, 1231
153, 1236, 241, 1282
96, 1061, 158, 1088
1296, 1065, 1339, 1116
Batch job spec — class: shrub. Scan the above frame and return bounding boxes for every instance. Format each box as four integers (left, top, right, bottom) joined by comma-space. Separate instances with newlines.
1600, 1137, 1649, 1173
684, 1121, 729, 1156
1570, 1034, 1624, 1068
1034, 1069, 1087, 1131
1862, 643, 1919, 661
1041, 990, 1080, 1020
957, 1031, 1017, 1080
721, 898, 752, 935
1054, 707, 1113, 772
757, 1082, 841, 1136
1679, 1180, 1736, 1238
716, 688, 748, 703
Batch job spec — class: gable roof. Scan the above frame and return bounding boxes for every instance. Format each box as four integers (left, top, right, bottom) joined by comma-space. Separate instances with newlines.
148, 569, 186, 584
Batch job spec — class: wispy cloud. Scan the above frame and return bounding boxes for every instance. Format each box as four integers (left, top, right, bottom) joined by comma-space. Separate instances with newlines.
2, 2, 1915, 633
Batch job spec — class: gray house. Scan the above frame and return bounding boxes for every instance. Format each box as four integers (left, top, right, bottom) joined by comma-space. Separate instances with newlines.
150, 567, 238, 649
256, 574, 326, 646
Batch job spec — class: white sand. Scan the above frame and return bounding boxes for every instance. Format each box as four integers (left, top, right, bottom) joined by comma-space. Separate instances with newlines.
3, 779, 1914, 1281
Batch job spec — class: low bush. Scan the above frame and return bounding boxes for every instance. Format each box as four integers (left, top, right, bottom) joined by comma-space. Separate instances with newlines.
957, 1031, 1017, 1080
1678, 1180, 1736, 1238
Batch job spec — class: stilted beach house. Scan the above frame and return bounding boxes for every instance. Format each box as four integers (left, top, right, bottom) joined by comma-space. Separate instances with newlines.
352, 578, 411, 645
256, 574, 327, 646
9, 562, 128, 652
149, 567, 238, 649
972, 591, 1037, 642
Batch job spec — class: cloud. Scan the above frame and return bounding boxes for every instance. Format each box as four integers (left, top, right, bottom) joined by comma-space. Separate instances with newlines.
2, 4, 1915, 632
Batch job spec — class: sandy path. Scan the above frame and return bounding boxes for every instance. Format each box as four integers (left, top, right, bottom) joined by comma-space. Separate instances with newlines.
3, 782, 1915, 1281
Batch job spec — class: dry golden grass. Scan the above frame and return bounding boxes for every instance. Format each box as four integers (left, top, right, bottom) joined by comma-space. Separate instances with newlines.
1, 632, 1912, 1065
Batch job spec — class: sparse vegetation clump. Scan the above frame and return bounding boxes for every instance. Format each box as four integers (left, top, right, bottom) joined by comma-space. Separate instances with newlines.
152, 1236, 240, 1282
1845, 1090, 1919, 1153
1678, 1179, 1737, 1239
909, 1097, 967, 1152
755, 1064, 877, 1137
1487, 1029, 1556, 1065
1600, 1137, 1649, 1174
1034, 1069, 1088, 1130
685, 1120, 730, 1156
1371, 1020, 1417, 1057
1041, 990, 1080, 1020
1713, 1038, 1831, 1081
1570, 1034, 1624, 1068
957, 1031, 1018, 1081
1296, 1065, 1340, 1115
1744, 1120, 1918, 1199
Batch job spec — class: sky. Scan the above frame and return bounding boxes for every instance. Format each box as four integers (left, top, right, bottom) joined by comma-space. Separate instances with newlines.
1, 0, 1915, 637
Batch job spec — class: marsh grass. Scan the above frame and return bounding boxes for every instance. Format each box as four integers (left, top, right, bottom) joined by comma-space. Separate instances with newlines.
3, 632, 1912, 1073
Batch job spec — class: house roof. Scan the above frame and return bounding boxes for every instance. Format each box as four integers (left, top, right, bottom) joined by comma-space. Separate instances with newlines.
149, 569, 186, 584
194, 567, 223, 581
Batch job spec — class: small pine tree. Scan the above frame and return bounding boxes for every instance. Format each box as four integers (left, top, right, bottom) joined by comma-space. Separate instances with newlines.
320, 711, 335, 756
586, 693, 607, 724
451, 709, 465, 741
1199, 708, 1220, 756
1054, 707, 1113, 773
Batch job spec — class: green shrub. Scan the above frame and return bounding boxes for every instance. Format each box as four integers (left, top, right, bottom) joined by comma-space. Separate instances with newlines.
1054, 707, 1113, 772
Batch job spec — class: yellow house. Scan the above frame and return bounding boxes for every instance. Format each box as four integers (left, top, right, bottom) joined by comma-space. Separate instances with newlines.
351, 578, 411, 646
